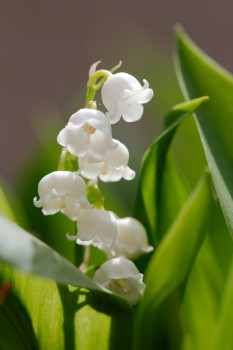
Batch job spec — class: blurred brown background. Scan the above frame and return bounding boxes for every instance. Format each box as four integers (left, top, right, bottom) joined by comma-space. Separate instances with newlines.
0, 0, 233, 183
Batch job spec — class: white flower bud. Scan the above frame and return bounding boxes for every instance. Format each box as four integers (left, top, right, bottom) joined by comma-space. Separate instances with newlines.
101, 72, 153, 124
94, 257, 145, 305
113, 218, 153, 259
95, 217, 153, 259
33, 171, 91, 220
76, 209, 118, 246
78, 140, 135, 182
57, 108, 117, 161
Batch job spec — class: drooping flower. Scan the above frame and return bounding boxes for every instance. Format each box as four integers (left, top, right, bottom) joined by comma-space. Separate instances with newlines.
97, 217, 153, 259
101, 72, 153, 124
57, 108, 117, 161
94, 257, 145, 305
33, 171, 91, 220
75, 208, 118, 246
78, 140, 135, 182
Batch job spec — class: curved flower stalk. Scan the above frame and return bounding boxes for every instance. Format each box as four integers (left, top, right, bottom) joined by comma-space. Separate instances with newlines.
86, 60, 122, 106
97, 217, 153, 259
57, 108, 117, 161
74, 208, 118, 246
94, 256, 145, 305
78, 140, 135, 182
101, 72, 153, 124
33, 171, 91, 220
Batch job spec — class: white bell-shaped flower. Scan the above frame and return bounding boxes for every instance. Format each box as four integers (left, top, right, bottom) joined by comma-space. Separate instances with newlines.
101, 72, 153, 124
113, 218, 153, 259
57, 108, 117, 161
78, 140, 135, 182
33, 171, 91, 220
76, 209, 118, 246
98, 217, 153, 259
94, 257, 145, 305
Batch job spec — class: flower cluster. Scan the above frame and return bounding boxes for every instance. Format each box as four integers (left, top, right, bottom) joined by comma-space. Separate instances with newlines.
34, 62, 153, 305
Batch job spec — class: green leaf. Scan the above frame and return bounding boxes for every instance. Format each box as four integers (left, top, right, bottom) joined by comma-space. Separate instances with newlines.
0, 181, 28, 227
214, 256, 233, 350
175, 26, 233, 237
136, 172, 214, 349
134, 97, 208, 246
180, 235, 224, 350
0, 273, 39, 349
0, 214, 101, 291
179, 199, 232, 350
0, 185, 15, 222
0, 265, 133, 350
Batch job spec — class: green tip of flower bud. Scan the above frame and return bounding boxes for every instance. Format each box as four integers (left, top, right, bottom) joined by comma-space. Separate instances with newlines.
88, 61, 102, 79
110, 60, 122, 73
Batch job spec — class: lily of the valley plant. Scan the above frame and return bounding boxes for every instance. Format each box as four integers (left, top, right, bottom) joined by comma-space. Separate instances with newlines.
1, 28, 233, 350
34, 61, 154, 305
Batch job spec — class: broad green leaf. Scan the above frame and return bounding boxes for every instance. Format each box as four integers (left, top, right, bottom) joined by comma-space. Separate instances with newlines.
0, 185, 15, 222
0, 214, 101, 291
180, 200, 232, 350
214, 256, 233, 350
134, 97, 208, 246
144, 173, 213, 308
156, 153, 189, 239
0, 282, 37, 349
136, 172, 214, 350
208, 202, 233, 278
175, 27, 233, 237
180, 235, 224, 350
0, 265, 133, 350
0, 181, 28, 228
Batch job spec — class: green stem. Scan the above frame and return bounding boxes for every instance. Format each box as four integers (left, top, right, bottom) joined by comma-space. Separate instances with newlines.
85, 86, 96, 106
86, 179, 104, 209
110, 60, 122, 73
85, 69, 112, 106
85, 61, 122, 107
58, 148, 67, 170
58, 148, 78, 172
79, 246, 90, 273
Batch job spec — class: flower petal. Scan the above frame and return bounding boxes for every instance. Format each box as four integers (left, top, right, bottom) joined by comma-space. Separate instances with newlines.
77, 209, 118, 244
101, 72, 153, 123
112, 217, 153, 259
57, 126, 89, 157
57, 108, 115, 159
78, 140, 135, 182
